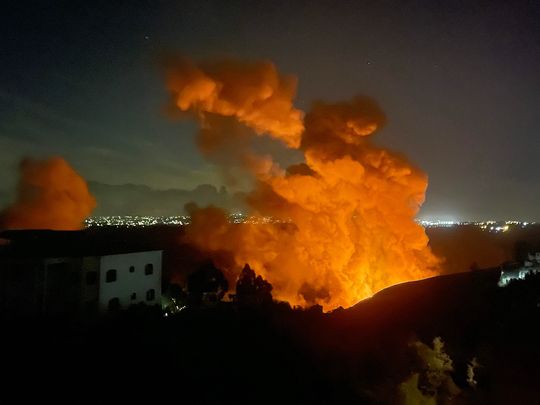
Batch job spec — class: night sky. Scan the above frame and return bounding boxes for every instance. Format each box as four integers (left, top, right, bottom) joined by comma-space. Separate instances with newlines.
1, 0, 539, 220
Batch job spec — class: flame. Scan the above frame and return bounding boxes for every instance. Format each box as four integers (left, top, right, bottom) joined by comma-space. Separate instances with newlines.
166, 57, 440, 310
0, 157, 96, 230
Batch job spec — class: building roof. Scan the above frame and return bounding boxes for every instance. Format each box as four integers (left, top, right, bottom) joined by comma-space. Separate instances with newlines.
0, 227, 176, 259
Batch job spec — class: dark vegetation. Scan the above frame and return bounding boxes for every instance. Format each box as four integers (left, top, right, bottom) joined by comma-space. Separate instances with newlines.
2, 266, 539, 404
1, 225, 539, 404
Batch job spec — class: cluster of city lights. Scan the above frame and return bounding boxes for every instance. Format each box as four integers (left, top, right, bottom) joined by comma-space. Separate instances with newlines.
85, 215, 536, 231
84, 213, 288, 227
229, 212, 291, 224
417, 220, 458, 228
417, 219, 536, 233
85, 216, 190, 227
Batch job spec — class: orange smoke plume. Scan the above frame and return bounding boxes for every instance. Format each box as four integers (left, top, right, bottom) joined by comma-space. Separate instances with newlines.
164, 57, 304, 148
168, 57, 440, 310
0, 157, 96, 230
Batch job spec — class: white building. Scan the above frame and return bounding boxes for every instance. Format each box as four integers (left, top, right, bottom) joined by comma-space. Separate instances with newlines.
96, 250, 161, 312
0, 230, 163, 318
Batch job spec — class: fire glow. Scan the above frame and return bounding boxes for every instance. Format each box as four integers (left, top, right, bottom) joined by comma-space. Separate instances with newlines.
165, 57, 441, 310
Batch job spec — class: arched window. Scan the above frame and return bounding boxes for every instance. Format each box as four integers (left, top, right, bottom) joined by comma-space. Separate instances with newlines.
129, 266, 135, 273
106, 269, 117, 283
145, 264, 154, 275
146, 289, 155, 301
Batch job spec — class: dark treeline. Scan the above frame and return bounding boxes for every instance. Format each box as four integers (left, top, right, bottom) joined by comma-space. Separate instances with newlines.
2, 266, 539, 404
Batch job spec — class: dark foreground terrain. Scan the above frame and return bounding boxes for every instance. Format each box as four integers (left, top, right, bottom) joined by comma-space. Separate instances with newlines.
2, 267, 539, 404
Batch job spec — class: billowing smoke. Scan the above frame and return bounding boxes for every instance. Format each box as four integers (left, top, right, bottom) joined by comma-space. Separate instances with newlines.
0, 157, 96, 230
164, 57, 304, 148
166, 57, 440, 310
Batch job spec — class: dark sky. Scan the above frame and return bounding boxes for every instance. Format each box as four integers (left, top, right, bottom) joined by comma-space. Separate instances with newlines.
1, 0, 539, 220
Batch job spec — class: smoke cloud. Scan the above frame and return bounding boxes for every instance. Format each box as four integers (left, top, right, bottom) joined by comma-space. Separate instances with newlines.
164, 57, 304, 148
166, 57, 440, 310
0, 157, 96, 230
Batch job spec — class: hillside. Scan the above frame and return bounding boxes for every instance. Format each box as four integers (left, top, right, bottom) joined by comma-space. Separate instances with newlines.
2, 263, 538, 404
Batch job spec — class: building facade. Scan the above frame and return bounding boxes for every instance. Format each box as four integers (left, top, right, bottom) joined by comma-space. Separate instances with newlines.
96, 250, 161, 312
1, 249, 162, 318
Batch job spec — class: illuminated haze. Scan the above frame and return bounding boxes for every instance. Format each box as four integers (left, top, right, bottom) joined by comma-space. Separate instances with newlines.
1, 1, 539, 221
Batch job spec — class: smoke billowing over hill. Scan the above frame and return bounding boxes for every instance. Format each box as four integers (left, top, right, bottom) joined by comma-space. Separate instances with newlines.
164, 56, 440, 310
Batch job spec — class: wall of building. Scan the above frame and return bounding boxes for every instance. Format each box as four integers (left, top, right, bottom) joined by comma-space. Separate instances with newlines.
80, 256, 101, 315
0, 258, 45, 319
43, 257, 85, 317
98, 250, 162, 312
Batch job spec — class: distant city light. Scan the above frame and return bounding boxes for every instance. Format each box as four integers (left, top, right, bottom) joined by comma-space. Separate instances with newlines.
85, 215, 536, 231
84, 213, 290, 227
417, 219, 535, 232
84, 215, 190, 227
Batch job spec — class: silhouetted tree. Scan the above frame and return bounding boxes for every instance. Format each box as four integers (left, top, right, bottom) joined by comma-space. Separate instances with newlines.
168, 283, 186, 301
514, 240, 532, 262
234, 264, 273, 307
163, 283, 188, 312
305, 304, 324, 315
187, 261, 229, 304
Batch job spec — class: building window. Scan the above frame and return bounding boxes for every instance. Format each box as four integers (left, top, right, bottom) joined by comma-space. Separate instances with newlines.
108, 297, 120, 312
145, 264, 154, 275
146, 289, 155, 301
86, 271, 97, 285
131, 292, 136, 300
106, 269, 117, 283
129, 266, 135, 273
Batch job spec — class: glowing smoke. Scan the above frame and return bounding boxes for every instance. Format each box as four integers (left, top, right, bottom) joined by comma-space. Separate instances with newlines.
166, 57, 440, 310
164, 57, 304, 148
0, 157, 96, 230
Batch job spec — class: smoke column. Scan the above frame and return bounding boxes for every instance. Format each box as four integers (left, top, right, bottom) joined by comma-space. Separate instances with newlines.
165, 57, 304, 148
0, 157, 96, 230
165, 57, 440, 310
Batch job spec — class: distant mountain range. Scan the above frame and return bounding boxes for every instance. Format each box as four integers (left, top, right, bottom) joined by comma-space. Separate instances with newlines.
87, 181, 247, 216
0, 182, 247, 216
